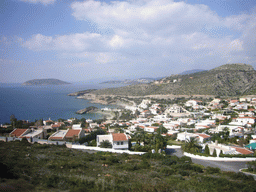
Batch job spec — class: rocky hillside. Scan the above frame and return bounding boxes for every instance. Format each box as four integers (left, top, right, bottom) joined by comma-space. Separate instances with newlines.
23, 78, 70, 86
91, 64, 256, 96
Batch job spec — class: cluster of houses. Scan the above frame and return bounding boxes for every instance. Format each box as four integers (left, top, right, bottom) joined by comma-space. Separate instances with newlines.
5, 96, 256, 155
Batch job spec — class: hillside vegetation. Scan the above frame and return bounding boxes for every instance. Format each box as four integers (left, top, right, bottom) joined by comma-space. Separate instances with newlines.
92, 64, 256, 96
1, 140, 256, 192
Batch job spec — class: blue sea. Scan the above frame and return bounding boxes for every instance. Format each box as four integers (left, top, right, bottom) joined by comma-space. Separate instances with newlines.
0, 83, 122, 124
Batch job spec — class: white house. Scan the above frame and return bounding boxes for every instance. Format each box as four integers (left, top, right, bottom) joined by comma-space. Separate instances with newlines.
195, 133, 211, 143
207, 141, 253, 156
97, 133, 130, 150
185, 100, 198, 107
72, 124, 82, 130
10, 128, 47, 139
176, 132, 198, 142
144, 126, 158, 133
138, 99, 151, 109
230, 117, 255, 127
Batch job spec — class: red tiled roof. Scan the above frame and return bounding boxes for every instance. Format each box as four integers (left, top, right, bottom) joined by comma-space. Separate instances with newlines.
52, 124, 61, 128
148, 126, 158, 130
196, 133, 211, 139
238, 117, 255, 119
234, 147, 254, 155
83, 128, 91, 133
65, 129, 80, 138
49, 137, 63, 140
10, 129, 28, 137
112, 133, 128, 141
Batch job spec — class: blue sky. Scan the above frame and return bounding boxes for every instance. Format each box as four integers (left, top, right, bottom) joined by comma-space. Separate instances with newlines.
1, 0, 256, 83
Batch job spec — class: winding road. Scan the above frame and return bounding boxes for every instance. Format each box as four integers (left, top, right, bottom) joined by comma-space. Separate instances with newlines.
166, 148, 248, 172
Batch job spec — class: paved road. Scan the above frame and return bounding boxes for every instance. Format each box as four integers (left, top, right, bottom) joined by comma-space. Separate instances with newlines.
166, 148, 248, 172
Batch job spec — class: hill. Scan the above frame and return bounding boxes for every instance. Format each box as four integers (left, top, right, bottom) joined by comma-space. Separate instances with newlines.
23, 78, 70, 86
90, 63, 256, 96
179, 69, 206, 75
100, 78, 156, 85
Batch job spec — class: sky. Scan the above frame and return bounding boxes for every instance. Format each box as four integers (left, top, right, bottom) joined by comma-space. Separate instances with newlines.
1, 0, 256, 83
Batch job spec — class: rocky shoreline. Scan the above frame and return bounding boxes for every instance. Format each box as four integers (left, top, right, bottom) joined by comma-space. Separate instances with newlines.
76, 106, 98, 114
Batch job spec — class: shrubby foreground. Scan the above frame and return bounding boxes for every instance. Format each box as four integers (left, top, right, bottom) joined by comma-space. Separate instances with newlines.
0, 139, 256, 192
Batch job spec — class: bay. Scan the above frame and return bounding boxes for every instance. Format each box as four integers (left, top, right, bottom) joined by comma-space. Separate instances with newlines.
0, 83, 122, 124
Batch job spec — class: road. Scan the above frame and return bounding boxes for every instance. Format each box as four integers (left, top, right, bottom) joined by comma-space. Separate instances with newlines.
166, 148, 248, 172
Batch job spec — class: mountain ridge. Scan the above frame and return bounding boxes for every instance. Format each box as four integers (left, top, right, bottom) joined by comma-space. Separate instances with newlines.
88, 63, 256, 96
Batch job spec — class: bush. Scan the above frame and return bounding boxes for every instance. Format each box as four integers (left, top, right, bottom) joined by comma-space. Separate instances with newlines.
179, 156, 192, 163
191, 165, 203, 173
178, 170, 189, 176
219, 154, 254, 158
105, 155, 119, 165
212, 149, 217, 157
162, 158, 177, 166
160, 167, 175, 175
224, 172, 255, 181
122, 163, 138, 171
142, 152, 165, 160
205, 166, 220, 174
99, 140, 112, 148
204, 144, 210, 155
138, 160, 150, 169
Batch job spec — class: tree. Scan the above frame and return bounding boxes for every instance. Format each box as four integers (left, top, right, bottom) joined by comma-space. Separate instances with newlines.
35, 119, 43, 127
99, 140, 112, 148
212, 149, 217, 157
135, 109, 140, 117
154, 133, 167, 152
157, 125, 168, 134
184, 137, 201, 153
246, 160, 256, 173
78, 128, 106, 144
10, 114, 17, 128
204, 144, 210, 155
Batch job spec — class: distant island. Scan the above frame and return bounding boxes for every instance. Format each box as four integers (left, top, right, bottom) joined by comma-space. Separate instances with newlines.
22, 78, 70, 86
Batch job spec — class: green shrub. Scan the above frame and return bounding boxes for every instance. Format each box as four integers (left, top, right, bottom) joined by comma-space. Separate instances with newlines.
122, 163, 138, 171
138, 160, 150, 169
205, 166, 220, 174
204, 144, 210, 155
179, 170, 189, 176
224, 172, 255, 181
105, 155, 119, 165
179, 156, 192, 163
191, 165, 203, 173
162, 158, 177, 166
142, 152, 165, 160
160, 167, 175, 175
212, 149, 217, 157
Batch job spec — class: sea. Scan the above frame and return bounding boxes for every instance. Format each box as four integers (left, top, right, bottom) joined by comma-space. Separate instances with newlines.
0, 83, 123, 124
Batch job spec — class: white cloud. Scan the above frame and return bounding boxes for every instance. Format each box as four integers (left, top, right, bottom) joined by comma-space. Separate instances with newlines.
19, 0, 55, 5
21, 33, 105, 52
19, 0, 256, 76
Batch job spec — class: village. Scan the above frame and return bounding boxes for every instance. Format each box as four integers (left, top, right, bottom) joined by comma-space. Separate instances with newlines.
2, 96, 256, 159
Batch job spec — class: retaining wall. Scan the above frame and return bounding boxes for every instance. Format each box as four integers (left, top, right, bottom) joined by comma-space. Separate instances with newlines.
239, 168, 256, 179
71, 145, 146, 155
166, 145, 182, 149
184, 152, 256, 162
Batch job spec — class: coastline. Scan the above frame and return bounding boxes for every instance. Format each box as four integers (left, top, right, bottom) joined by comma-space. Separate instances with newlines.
95, 110, 115, 120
